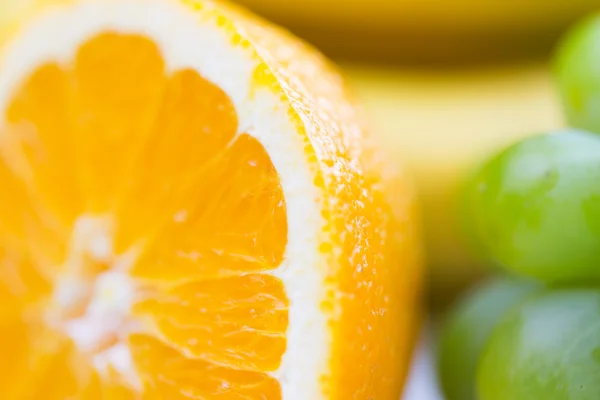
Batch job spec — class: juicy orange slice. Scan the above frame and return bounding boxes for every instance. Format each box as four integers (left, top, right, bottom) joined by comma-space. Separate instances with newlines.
0, 0, 422, 398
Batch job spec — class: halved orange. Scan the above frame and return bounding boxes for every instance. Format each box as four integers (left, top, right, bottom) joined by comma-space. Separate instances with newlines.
0, 0, 422, 398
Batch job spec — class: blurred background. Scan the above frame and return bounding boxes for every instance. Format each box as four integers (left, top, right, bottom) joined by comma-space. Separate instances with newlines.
234, 0, 600, 310
2, 1, 600, 399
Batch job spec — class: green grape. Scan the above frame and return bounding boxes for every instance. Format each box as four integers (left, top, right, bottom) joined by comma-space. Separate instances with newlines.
555, 13, 600, 133
477, 289, 600, 400
463, 130, 600, 283
437, 276, 539, 400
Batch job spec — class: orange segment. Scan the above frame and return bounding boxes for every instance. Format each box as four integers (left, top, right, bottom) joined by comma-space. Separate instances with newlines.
0, 248, 51, 319
131, 334, 281, 399
0, 162, 32, 244
3, 63, 80, 231
71, 33, 166, 213
0, 319, 30, 393
0, 153, 66, 270
115, 67, 239, 253
135, 274, 288, 372
20, 339, 83, 400
131, 133, 287, 282
97, 384, 138, 400
1, 323, 95, 399
78, 372, 138, 400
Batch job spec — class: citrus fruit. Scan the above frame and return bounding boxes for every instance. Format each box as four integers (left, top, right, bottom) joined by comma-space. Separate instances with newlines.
343, 63, 563, 304
0, 0, 422, 398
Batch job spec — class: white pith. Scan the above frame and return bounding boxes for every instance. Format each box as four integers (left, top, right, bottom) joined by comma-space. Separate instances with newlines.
0, 1, 329, 399
47, 215, 143, 389
57, 268, 141, 389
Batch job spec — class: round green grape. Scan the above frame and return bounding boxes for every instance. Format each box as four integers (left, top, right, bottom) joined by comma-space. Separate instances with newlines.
555, 13, 600, 133
463, 130, 600, 283
477, 289, 600, 400
437, 277, 539, 400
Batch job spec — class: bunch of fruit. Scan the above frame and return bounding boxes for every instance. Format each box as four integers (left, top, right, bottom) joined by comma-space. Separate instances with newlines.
438, 14, 600, 400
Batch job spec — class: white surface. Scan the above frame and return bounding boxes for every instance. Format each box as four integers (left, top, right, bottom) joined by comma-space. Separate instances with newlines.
403, 329, 444, 400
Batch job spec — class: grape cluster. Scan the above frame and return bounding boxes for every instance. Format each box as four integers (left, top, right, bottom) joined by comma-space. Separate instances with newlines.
438, 14, 600, 400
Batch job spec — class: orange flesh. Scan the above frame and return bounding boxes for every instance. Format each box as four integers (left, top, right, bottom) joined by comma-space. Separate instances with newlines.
0, 32, 288, 398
